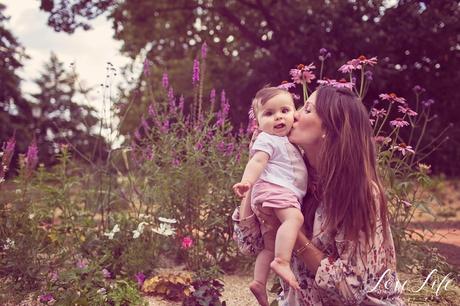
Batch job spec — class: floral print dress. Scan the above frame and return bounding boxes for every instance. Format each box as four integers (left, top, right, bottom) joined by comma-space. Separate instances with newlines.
232, 201, 406, 306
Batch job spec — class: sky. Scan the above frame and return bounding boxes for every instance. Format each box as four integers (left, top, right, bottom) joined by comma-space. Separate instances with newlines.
3, 0, 135, 143
2, 0, 137, 142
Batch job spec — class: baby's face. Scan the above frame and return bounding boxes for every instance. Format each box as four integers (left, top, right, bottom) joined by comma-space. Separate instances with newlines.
256, 93, 295, 137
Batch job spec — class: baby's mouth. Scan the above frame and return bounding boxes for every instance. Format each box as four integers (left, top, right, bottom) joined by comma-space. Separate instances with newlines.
274, 123, 286, 129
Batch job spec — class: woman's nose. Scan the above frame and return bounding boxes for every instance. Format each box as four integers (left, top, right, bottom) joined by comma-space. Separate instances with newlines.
293, 110, 299, 122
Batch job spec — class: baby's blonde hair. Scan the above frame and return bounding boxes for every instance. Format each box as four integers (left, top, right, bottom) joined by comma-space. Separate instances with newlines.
251, 87, 292, 118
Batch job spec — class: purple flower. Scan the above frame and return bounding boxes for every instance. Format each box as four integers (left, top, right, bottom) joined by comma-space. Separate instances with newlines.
172, 158, 180, 167
143, 58, 151, 77
148, 104, 157, 117
192, 58, 200, 86
25, 140, 38, 176
162, 72, 169, 89
102, 268, 111, 279
141, 116, 150, 131
318, 48, 331, 61
413, 85, 425, 94
168, 87, 176, 112
210, 88, 216, 108
134, 129, 141, 140
143, 146, 154, 161
76, 258, 89, 269
195, 142, 204, 151
201, 42, 207, 59
1, 137, 16, 180
178, 95, 185, 113
225, 143, 234, 156
217, 141, 226, 153
39, 293, 54, 303
422, 99, 435, 107
364, 70, 373, 81
160, 120, 170, 133
135, 272, 146, 287
390, 118, 410, 128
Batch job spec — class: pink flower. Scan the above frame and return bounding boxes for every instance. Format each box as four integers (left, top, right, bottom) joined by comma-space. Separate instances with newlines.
357, 55, 377, 66
248, 107, 255, 120
397, 105, 417, 116
277, 81, 296, 90
317, 78, 354, 89
390, 118, 410, 128
370, 108, 387, 118
374, 136, 392, 145
338, 59, 361, 73
178, 95, 185, 113
391, 143, 415, 155
290, 63, 316, 84
181, 236, 193, 249
369, 118, 375, 126
379, 93, 406, 104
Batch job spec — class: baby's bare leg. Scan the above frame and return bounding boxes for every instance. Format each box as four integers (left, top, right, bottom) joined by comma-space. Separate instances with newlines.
270, 207, 304, 290
250, 231, 275, 306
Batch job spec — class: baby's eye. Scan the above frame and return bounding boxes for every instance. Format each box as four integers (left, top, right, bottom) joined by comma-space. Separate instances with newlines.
282, 108, 291, 113
264, 111, 272, 116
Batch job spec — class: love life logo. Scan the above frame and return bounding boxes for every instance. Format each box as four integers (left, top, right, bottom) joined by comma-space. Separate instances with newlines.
369, 269, 456, 296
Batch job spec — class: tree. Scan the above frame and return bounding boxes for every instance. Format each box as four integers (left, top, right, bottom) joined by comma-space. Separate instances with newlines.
0, 4, 32, 151
30, 53, 107, 164
40, 0, 460, 174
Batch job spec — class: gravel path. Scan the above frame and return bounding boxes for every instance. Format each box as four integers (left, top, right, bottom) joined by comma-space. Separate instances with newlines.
146, 270, 277, 306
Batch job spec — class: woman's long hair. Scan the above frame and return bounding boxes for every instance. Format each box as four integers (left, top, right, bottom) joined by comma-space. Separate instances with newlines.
303, 86, 388, 245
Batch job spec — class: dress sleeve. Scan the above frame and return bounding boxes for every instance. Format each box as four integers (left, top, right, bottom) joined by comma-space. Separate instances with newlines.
314, 219, 402, 305
232, 207, 264, 256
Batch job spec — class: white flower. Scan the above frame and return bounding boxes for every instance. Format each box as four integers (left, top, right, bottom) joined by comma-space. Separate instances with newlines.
152, 223, 175, 236
3, 238, 15, 250
103, 224, 120, 240
158, 217, 177, 224
132, 221, 148, 239
28, 213, 35, 219
96, 288, 107, 295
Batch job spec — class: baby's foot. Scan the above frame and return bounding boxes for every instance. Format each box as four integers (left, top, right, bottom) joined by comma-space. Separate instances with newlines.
249, 280, 269, 306
270, 257, 300, 291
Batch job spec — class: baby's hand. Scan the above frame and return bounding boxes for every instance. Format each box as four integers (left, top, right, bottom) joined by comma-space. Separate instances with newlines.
232, 182, 252, 198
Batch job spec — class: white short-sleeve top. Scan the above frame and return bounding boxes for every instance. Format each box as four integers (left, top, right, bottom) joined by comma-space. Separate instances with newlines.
250, 132, 308, 201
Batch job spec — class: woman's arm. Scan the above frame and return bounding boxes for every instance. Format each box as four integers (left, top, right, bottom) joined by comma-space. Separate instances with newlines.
294, 231, 326, 274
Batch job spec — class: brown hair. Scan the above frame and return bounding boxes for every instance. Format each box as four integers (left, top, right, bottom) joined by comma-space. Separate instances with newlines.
252, 87, 292, 119
303, 86, 388, 245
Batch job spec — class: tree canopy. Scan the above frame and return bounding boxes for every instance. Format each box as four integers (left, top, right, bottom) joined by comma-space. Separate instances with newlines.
40, 0, 460, 174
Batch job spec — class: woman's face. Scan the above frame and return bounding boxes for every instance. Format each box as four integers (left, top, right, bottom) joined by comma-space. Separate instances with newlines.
288, 91, 324, 149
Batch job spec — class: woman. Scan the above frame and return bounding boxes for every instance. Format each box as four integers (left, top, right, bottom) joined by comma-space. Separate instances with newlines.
233, 86, 405, 305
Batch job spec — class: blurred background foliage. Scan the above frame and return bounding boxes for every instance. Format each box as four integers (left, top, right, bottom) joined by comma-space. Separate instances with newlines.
1, 0, 459, 175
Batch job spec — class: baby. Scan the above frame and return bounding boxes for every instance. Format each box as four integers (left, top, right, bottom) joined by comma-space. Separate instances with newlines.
233, 87, 308, 306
